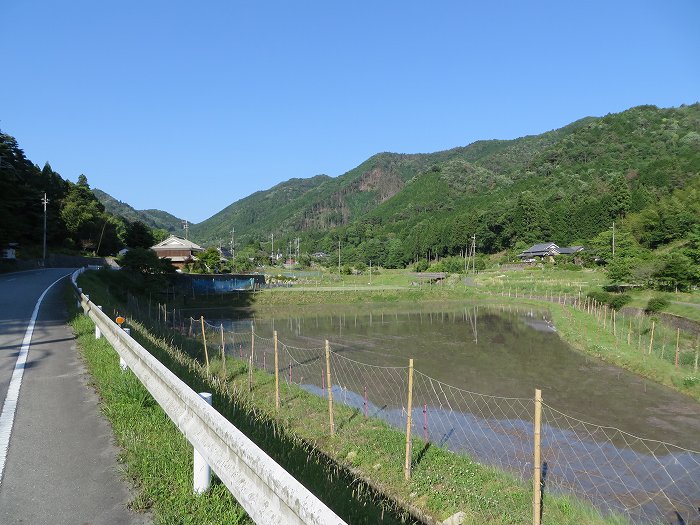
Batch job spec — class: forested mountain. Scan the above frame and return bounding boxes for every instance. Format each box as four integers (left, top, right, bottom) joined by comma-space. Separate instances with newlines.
0, 131, 158, 256
93, 188, 184, 234
191, 118, 590, 247
191, 104, 700, 269
4, 103, 698, 271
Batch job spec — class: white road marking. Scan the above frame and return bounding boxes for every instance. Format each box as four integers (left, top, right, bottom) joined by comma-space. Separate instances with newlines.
0, 274, 68, 487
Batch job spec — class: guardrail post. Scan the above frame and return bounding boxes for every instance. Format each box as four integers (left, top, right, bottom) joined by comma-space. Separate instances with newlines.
193, 392, 213, 494
95, 306, 103, 339
120, 329, 130, 371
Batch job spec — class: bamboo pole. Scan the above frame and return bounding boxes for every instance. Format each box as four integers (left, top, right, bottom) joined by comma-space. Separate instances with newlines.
404, 358, 415, 480
627, 318, 632, 346
325, 340, 335, 436
533, 389, 542, 525
603, 306, 607, 330
695, 340, 699, 374
274, 331, 280, 411
675, 328, 680, 370
249, 325, 255, 391
220, 323, 226, 378
200, 316, 210, 375
648, 321, 655, 356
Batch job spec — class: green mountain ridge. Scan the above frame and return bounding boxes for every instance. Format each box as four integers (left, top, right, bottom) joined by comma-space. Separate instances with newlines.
188, 115, 597, 247
190, 103, 700, 270
4, 102, 698, 272
93, 188, 185, 234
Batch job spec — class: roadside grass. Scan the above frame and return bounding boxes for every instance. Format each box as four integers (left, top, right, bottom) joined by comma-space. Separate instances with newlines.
69, 312, 250, 525
78, 272, 625, 525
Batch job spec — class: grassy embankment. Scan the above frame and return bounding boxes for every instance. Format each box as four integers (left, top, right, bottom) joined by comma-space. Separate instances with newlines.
468, 267, 700, 401
77, 270, 624, 525
68, 301, 250, 525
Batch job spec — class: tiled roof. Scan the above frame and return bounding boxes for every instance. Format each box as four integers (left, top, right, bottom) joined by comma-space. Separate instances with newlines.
151, 235, 204, 251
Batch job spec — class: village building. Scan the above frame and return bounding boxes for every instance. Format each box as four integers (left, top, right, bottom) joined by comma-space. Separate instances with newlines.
151, 235, 204, 268
518, 242, 584, 262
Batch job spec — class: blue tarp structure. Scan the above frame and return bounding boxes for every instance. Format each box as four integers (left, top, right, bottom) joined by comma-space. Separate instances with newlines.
191, 277, 256, 294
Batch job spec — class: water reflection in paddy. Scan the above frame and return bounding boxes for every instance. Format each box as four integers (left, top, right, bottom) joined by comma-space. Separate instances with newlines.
216, 301, 700, 523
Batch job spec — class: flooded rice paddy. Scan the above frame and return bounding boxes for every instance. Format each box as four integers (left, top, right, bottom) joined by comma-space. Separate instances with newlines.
216, 301, 700, 523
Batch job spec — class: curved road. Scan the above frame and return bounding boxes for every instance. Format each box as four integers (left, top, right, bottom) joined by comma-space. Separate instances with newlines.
0, 269, 148, 525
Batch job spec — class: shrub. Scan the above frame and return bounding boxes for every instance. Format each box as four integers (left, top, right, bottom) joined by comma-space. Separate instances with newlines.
608, 294, 632, 311
415, 260, 429, 272
645, 296, 669, 313
586, 290, 612, 305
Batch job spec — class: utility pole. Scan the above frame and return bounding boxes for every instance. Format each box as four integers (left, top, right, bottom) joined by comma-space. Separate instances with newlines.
295, 237, 300, 262
471, 234, 476, 273
612, 221, 615, 259
183, 220, 189, 240
41, 193, 49, 264
338, 239, 341, 274
270, 233, 274, 264
369, 260, 372, 285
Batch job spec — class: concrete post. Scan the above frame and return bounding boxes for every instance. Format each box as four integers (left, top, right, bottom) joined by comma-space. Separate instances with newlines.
193, 392, 213, 494
95, 306, 103, 339
120, 329, 130, 371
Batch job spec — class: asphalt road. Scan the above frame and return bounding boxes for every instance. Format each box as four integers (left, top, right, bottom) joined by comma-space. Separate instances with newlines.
0, 268, 149, 525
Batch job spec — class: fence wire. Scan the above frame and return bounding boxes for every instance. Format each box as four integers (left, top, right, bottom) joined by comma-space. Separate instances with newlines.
123, 295, 700, 524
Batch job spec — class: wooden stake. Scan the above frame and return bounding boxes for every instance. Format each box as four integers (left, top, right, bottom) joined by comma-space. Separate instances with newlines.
249, 325, 255, 392
648, 321, 655, 356
220, 323, 226, 378
627, 318, 632, 346
603, 306, 607, 330
274, 331, 280, 411
200, 316, 210, 375
675, 328, 680, 370
404, 358, 414, 480
533, 389, 542, 525
325, 340, 335, 436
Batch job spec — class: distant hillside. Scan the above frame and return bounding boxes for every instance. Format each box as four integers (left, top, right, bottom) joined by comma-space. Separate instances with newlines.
190, 115, 593, 246
191, 103, 700, 266
93, 188, 184, 233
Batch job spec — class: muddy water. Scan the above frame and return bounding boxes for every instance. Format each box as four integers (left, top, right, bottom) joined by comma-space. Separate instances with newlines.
222, 301, 700, 523
244, 301, 700, 448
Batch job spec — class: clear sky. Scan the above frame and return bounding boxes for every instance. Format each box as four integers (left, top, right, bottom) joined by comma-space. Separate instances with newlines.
2, 1, 699, 223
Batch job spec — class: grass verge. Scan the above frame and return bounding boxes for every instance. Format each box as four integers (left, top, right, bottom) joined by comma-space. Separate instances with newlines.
69, 311, 250, 525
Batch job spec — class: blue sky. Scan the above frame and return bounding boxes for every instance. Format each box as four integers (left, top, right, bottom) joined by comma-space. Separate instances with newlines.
2, 1, 699, 223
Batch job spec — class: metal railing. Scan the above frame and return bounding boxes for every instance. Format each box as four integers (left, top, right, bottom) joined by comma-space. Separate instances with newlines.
70, 268, 345, 525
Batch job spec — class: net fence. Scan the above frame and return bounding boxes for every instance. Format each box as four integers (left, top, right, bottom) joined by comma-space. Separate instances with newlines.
125, 294, 699, 524
193, 316, 700, 524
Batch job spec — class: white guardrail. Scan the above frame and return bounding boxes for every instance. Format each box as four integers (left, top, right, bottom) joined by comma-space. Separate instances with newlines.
70, 269, 346, 525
